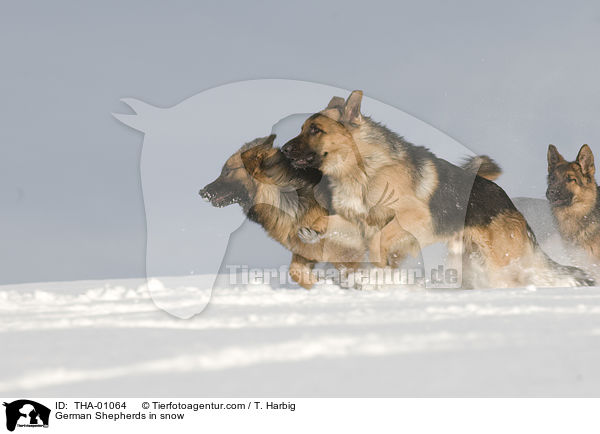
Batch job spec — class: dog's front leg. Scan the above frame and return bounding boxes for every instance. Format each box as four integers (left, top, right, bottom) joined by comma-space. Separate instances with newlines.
288, 253, 318, 289
369, 218, 420, 268
298, 214, 359, 244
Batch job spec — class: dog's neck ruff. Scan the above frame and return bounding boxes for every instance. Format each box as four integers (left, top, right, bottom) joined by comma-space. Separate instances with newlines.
553, 183, 600, 243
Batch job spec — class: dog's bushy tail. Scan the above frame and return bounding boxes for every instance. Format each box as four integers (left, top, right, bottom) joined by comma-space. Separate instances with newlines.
461, 155, 502, 181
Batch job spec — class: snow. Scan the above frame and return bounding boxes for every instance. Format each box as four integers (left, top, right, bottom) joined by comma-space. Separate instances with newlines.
1, 277, 600, 397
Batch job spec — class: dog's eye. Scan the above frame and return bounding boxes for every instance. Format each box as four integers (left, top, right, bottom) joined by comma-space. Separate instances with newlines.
309, 125, 322, 135
567, 177, 576, 183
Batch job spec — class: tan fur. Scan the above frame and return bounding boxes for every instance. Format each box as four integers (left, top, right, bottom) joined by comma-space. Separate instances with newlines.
461, 155, 502, 181
467, 210, 532, 269
547, 144, 600, 261
288, 110, 440, 256
461, 210, 532, 286
415, 160, 439, 200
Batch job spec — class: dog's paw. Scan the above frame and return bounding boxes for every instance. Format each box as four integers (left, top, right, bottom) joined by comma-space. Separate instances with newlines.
386, 251, 406, 268
298, 227, 324, 244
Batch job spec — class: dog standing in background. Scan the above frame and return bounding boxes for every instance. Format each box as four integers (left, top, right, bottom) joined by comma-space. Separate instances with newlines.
547, 144, 600, 262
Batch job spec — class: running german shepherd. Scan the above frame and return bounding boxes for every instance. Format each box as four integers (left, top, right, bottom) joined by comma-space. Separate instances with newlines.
199, 132, 497, 289
199, 134, 365, 288
547, 144, 599, 261
282, 91, 594, 287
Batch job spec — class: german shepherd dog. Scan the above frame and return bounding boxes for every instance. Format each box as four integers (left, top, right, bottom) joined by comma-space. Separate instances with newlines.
547, 144, 599, 261
199, 134, 365, 288
200, 131, 505, 289
282, 91, 594, 288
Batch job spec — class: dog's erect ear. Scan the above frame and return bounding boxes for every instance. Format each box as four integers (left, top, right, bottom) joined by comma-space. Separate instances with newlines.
262, 134, 276, 148
547, 145, 565, 171
342, 90, 363, 125
241, 147, 263, 175
246, 134, 275, 151
320, 97, 345, 120
577, 144, 595, 177
326, 96, 345, 110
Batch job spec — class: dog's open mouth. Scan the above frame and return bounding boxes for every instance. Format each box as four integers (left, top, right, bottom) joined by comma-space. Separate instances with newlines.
212, 193, 240, 207
200, 189, 245, 208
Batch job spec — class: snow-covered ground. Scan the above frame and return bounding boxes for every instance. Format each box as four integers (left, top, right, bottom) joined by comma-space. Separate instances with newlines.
1, 276, 600, 397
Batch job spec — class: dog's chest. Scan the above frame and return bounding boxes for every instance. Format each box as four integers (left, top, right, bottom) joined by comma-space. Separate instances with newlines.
330, 180, 368, 221
555, 205, 600, 243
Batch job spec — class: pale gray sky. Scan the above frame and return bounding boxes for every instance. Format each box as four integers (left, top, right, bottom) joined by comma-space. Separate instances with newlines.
1, 0, 599, 284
